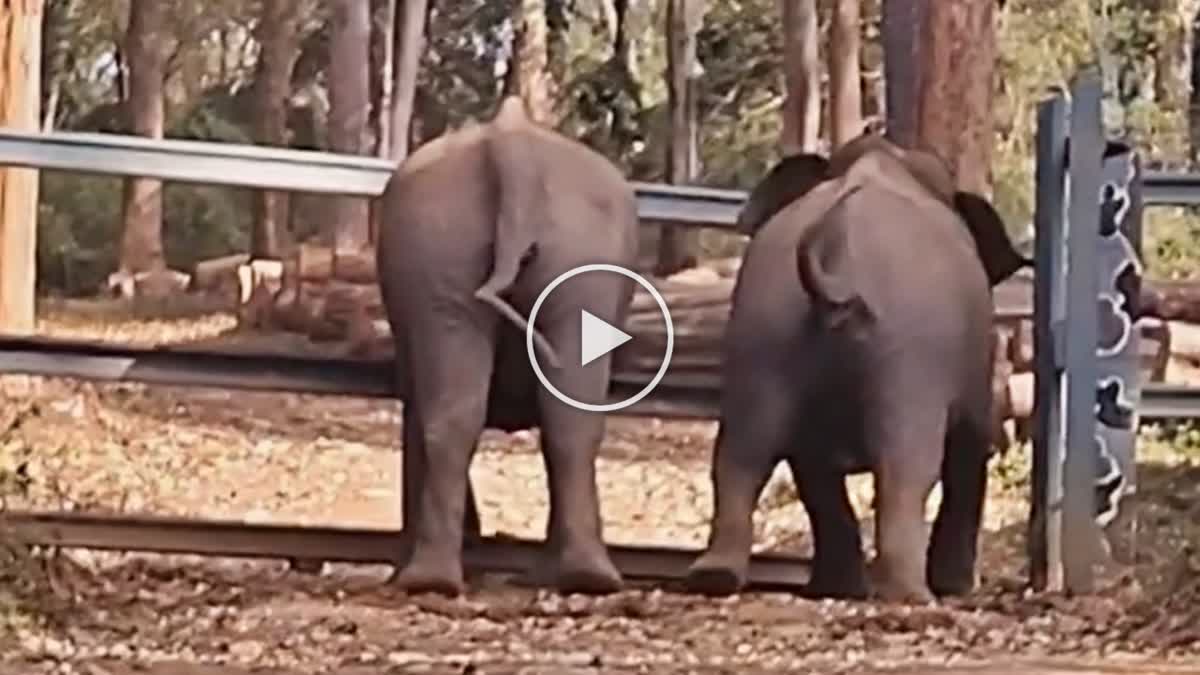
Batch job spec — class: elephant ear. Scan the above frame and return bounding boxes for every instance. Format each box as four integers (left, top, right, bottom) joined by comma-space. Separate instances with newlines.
952, 191, 1033, 286
736, 153, 830, 235
792, 180, 870, 329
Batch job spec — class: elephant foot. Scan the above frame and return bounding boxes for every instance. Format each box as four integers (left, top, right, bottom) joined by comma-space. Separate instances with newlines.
521, 545, 624, 595
802, 564, 870, 600
685, 552, 748, 596
389, 553, 465, 597
868, 559, 935, 605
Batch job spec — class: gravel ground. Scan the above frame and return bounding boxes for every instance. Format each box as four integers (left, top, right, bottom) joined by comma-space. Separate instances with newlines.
0, 306, 1197, 673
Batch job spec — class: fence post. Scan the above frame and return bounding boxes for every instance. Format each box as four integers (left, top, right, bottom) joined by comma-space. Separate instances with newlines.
1030, 89, 1069, 591
1090, 138, 1143, 569
1061, 68, 1104, 593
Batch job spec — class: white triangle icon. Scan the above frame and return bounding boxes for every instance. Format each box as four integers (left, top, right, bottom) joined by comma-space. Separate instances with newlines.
580, 309, 633, 367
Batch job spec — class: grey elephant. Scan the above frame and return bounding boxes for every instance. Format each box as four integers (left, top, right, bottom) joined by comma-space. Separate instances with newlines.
376, 96, 639, 596
684, 134, 1029, 603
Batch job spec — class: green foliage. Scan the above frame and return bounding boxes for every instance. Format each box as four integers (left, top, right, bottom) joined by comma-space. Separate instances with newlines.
30, 0, 1200, 293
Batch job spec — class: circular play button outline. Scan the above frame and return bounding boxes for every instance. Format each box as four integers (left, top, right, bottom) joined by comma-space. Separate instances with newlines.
526, 263, 674, 412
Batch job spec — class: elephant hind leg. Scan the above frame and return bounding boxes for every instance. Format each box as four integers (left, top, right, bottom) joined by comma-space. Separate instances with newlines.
791, 461, 868, 599
686, 384, 797, 596
868, 406, 946, 604
392, 321, 497, 597
395, 381, 483, 575
927, 416, 990, 596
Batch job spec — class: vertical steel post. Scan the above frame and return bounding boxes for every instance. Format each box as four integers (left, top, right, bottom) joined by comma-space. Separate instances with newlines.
1091, 141, 1143, 566
1062, 68, 1104, 593
1029, 90, 1069, 591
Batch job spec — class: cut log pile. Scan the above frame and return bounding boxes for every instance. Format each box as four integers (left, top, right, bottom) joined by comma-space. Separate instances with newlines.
193, 243, 1195, 445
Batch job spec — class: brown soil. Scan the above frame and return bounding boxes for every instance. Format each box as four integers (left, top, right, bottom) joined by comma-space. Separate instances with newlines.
0, 304, 1197, 673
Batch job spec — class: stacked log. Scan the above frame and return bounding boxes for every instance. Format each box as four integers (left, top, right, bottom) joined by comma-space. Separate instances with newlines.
230, 244, 1186, 441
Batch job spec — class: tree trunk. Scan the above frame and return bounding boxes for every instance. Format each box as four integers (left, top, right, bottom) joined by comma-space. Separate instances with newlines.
656, 0, 703, 277
388, 0, 427, 159
0, 0, 42, 334
778, 0, 820, 154
881, 0, 925, 148
828, 0, 863, 148
1190, 4, 1200, 165
251, 0, 301, 260
118, 0, 171, 277
375, 0, 396, 157
914, 0, 995, 196
326, 0, 371, 252
506, 0, 556, 124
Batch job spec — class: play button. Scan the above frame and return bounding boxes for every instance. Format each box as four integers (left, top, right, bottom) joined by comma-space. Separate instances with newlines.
526, 263, 674, 413
580, 309, 633, 366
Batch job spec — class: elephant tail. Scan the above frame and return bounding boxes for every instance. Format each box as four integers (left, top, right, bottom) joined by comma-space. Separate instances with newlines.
474, 285, 563, 370
794, 182, 868, 328
473, 97, 564, 371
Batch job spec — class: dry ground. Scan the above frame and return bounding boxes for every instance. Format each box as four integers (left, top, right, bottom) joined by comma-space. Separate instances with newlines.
0, 302, 1197, 673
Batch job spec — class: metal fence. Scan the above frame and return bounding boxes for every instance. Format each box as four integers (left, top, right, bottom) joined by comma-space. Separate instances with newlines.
1, 77, 1199, 589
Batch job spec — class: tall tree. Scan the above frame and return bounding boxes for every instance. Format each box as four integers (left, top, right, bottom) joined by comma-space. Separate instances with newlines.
506, 0, 556, 123
117, 0, 172, 279
0, 0, 43, 333
251, 0, 303, 259
778, 0, 820, 154
915, 0, 996, 195
656, 0, 704, 276
828, 0, 863, 148
374, 0, 397, 157
1188, 3, 1200, 165
881, 0, 924, 148
326, 0, 371, 251
388, 0, 427, 159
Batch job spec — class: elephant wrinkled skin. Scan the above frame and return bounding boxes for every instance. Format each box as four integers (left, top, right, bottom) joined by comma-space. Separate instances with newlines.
686, 134, 1029, 604
376, 96, 640, 597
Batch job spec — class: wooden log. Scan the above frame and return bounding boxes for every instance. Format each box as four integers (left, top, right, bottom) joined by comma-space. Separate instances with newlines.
191, 253, 250, 291
236, 259, 285, 304
105, 268, 191, 300
333, 248, 377, 283
297, 242, 334, 282
323, 280, 384, 320
1009, 372, 1034, 419
313, 281, 385, 342
238, 276, 277, 330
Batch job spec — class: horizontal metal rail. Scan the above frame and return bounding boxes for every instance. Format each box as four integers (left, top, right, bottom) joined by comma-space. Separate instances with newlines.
2, 511, 812, 591
0, 335, 721, 419
0, 129, 1197, 225
0, 129, 750, 229
0, 335, 1198, 421
0, 128, 398, 196
1142, 172, 1200, 206
631, 180, 745, 229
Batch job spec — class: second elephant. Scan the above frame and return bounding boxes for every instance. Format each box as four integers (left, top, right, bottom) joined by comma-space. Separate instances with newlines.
685, 134, 1029, 604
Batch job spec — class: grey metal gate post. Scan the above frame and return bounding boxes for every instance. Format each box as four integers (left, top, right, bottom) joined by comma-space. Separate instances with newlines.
1030, 88, 1068, 591
1030, 68, 1144, 594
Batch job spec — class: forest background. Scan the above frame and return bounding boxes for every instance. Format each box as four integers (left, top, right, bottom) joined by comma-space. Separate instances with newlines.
29, 0, 1200, 297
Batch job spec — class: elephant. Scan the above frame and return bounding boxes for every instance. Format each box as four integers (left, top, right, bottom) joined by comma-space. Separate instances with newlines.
376, 96, 640, 596
684, 133, 1030, 604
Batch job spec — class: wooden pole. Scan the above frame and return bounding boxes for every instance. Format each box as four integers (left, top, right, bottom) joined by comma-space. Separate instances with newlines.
0, 0, 43, 335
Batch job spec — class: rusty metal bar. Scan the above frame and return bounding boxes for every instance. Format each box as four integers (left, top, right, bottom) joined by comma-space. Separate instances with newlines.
3, 511, 811, 591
